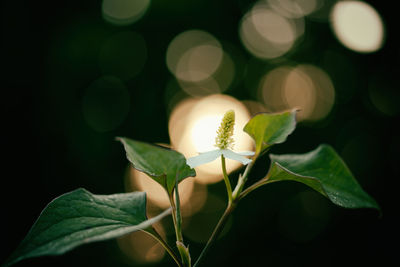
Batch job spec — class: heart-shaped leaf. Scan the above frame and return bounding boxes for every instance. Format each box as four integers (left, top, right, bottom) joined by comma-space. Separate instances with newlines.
117, 137, 196, 195
264, 144, 379, 210
3, 188, 171, 267
243, 109, 297, 156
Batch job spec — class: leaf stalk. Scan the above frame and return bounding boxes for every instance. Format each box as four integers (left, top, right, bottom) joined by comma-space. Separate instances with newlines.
221, 155, 233, 205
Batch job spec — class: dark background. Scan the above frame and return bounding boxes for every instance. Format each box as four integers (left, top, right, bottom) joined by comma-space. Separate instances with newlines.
1, 0, 397, 266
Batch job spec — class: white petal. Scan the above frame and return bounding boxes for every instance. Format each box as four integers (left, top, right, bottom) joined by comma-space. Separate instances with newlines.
186, 150, 222, 168
235, 151, 255, 156
221, 149, 253, 165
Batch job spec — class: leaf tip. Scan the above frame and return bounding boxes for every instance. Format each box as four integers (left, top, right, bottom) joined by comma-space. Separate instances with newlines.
115, 136, 126, 144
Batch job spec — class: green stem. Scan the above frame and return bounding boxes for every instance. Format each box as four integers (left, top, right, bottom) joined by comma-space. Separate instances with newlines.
147, 226, 182, 267
194, 157, 257, 266
193, 202, 236, 267
170, 180, 191, 267
232, 160, 254, 200
238, 172, 271, 201
169, 195, 183, 243
221, 155, 233, 205
174, 180, 183, 242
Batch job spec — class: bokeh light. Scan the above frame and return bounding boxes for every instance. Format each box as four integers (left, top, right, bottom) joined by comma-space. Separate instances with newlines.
166, 30, 223, 83
180, 181, 208, 218
168, 94, 253, 183
239, 1, 304, 59
307, 0, 337, 21
260, 66, 294, 112
82, 76, 130, 132
285, 64, 335, 121
268, 0, 321, 18
175, 50, 236, 97
177, 76, 221, 97
284, 66, 317, 120
330, 1, 384, 53
211, 52, 236, 92
166, 30, 237, 96
102, 0, 151, 26
117, 225, 165, 264
127, 166, 195, 210
98, 31, 147, 81
259, 64, 335, 121
242, 100, 269, 116
3, 0, 392, 266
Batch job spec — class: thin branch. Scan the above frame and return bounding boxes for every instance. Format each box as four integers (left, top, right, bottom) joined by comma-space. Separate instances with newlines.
147, 227, 182, 267
221, 155, 233, 205
169, 194, 183, 243
238, 172, 271, 201
193, 203, 236, 267
232, 160, 254, 199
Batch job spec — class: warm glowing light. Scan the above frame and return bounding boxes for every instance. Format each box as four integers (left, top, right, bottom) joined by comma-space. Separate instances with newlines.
283, 66, 316, 120
128, 167, 195, 209
253, 8, 296, 44
168, 98, 198, 151
180, 182, 208, 218
178, 76, 221, 97
213, 52, 236, 92
166, 30, 223, 83
330, 1, 384, 53
166, 30, 235, 96
260, 64, 335, 121
299, 65, 335, 121
260, 66, 292, 112
117, 225, 165, 263
82, 76, 130, 132
177, 51, 236, 96
168, 95, 253, 183
125, 162, 208, 218
242, 100, 269, 116
191, 115, 223, 152
268, 0, 320, 18
176, 45, 223, 82
102, 0, 151, 26
239, 2, 303, 59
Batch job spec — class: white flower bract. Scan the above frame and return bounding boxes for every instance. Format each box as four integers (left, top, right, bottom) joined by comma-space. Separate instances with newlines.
186, 149, 255, 168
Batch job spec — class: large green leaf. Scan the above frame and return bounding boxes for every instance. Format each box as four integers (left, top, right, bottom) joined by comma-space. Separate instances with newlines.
117, 137, 196, 195
263, 144, 379, 210
243, 109, 297, 156
3, 188, 171, 267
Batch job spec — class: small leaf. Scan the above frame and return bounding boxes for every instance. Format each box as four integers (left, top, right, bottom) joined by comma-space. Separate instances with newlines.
117, 137, 196, 195
243, 109, 297, 156
177, 241, 191, 267
3, 188, 171, 267
264, 144, 379, 210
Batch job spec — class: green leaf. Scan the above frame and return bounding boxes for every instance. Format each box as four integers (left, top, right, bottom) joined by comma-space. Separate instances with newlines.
177, 241, 191, 267
3, 188, 171, 267
243, 109, 297, 156
264, 144, 380, 210
117, 137, 196, 195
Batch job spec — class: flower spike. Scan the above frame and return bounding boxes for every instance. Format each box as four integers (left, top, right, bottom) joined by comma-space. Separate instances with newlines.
186, 110, 255, 168
215, 110, 235, 150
